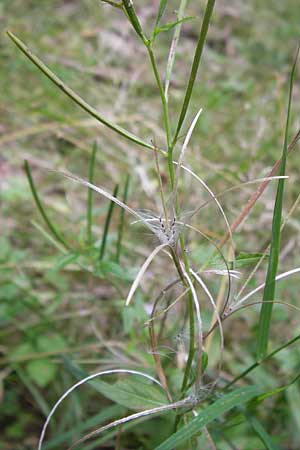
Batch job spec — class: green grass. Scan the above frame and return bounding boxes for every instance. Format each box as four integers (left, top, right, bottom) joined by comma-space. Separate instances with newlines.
1, 1, 300, 449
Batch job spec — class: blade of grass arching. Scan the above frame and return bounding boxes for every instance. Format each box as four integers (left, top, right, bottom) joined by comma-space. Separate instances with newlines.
155, 387, 260, 450
43, 405, 124, 450
245, 414, 280, 450
24, 160, 71, 251
115, 175, 130, 262
7, 32, 157, 153
172, 0, 215, 145
87, 142, 97, 245
256, 47, 299, 361
99, 184, 119, 260
225, 332, 300, 390
164, 0, 188, 101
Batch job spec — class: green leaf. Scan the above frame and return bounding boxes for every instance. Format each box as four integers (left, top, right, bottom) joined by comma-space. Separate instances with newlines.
26, 359, 57, 387
122, 0, 147, 43
155, 387, 260, 450
43, 405, 124, 450
87, 142, 97, 245
97, 260, 136, 281
116, 175, 130, 262
201, 350, 208, 372
63, 358, 168, 411
246, 415, 281, 450
173, 0, 215, 144
153, 16, 195, 38
99, 184, 119, 260
154, 0, 168, 27
97, 377, 168, 410
230, 252, 269, 269
24, 160, 71, 251
7, 31, 157, 153
256, 46, 299, 361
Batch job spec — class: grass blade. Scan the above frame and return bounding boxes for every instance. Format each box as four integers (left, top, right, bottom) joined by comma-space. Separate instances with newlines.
24, 160, 71, 250
256, 46, 299, 361
99, 184, 119, 260
115, 175, 130, 262
226, 333, 300, 389
246, 414, 280, 450
43, 405, 123, 450
155, 387, 260, 450
164, 0, 188, 101
87, 142, 97, 245
173, 0, 215, 144
122, 0, 148, 44
155, 0, 168, 27
7, 31, 155, 152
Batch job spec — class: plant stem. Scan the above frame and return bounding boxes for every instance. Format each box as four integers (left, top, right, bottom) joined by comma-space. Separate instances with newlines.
146, 44, 175, 186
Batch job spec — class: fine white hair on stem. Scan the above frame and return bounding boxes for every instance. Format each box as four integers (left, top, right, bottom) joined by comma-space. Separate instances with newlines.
173, 108, 203, 198
183, 271, 203, 386
37, 369, 165, 450
126, 243, 168, 306
66, 397, 193, 450
233, 267, 300, 309
190, 269, 224, 358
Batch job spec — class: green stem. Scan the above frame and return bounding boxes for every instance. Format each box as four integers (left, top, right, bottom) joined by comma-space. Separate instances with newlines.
146, 44, 175, 186
87, 142, 97, 245
225, 333, 300, 390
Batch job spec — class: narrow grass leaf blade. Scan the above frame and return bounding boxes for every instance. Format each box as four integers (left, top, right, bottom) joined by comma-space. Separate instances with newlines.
122, 0, 147, 43
246, 415, 280, 450
226, 333, 300, 389
99, 184, 119, 260
155, 0, 168, 27
87, 142, 97, 245
7, 31, 154, 151
256, 47, 299, 361
173, 0, 215, 144
154, 17, 195, 38
43, 405, 123, 450
164, 0, 188, 100
155, 387, 260, 450
24, 160, 71, 250
116, 175, 130, 262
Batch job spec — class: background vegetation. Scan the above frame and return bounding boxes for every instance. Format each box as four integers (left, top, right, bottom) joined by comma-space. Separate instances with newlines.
1, 0, 300, 449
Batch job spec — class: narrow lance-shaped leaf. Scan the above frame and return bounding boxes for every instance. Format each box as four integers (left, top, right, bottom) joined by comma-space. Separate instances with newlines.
256, 46, 299, 361
116, 175, 130, 262
87, 142, 97, 245
99, 184, 119, 260
164, 0, 188, 101
7, 31, 156, 153
155, 387, 260, 450
173, 0, 215, 145
246, 414, 281, 450
24, 160, 71, 251
154, 0, 168, 27
122, 0, 148, 44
